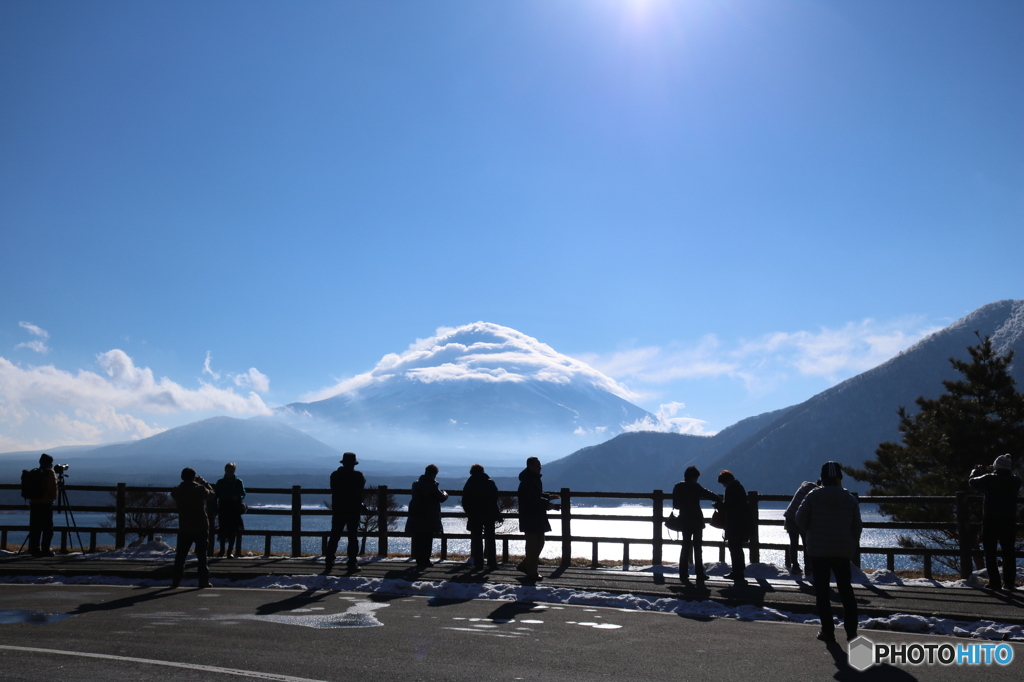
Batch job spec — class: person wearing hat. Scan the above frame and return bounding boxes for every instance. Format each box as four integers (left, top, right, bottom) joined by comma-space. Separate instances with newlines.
796, 461, 862, 643
970, 454, 1022, 591
28, 453, 58, 557
326, 452, 366, 573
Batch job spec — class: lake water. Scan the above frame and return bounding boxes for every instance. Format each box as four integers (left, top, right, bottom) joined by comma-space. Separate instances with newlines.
1, 504, 920, 570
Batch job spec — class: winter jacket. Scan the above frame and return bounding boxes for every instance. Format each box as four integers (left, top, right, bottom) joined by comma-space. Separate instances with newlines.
671, 480, 722, 531
722, 479, 753, 541
406, 475, 448, 534
795, 484, 862, 559
330, 466, 367, 517
783, 481, 817, 533
462, 472, 500, 529
969, 470, 1022, 525
518, 468, 554, 534
214, 475, 246, 515
172, 480, 216, 535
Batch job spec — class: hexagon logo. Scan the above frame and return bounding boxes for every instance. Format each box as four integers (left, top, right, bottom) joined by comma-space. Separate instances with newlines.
848, 636, 875, 672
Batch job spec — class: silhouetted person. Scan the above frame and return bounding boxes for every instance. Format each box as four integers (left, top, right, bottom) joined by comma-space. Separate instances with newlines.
170, 467, 215, 589
671, 465, 721, 582
969, 454, 1022, 591
406, 464, 448, 567
326, 452, 366, 573
215, 462, 246, 558
462, 463, 500, 569
27, 453, 57, 557
796, 461, 862, 643
516, 456, 559, 581
716, 470, 752, 584
783, 479, 818, 575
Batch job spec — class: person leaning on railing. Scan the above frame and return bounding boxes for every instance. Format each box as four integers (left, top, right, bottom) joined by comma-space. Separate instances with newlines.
672, 465, 721, 583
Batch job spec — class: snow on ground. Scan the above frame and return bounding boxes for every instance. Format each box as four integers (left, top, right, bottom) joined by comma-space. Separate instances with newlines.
2, 551, 1022, 642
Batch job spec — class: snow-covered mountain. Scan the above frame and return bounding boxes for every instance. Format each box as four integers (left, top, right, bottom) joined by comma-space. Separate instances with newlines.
278, 322, 655, 464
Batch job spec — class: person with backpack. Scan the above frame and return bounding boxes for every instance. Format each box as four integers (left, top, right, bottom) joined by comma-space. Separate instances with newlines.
25, 453, 58, 557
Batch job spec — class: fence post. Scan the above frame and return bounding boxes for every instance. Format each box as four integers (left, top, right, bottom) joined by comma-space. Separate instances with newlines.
560, 488, 571, 568
291, 485, 302, 557
955, 491, 971, 579
747, 490, 759, 565
115, 483, 126, 549
652, 489, 664, 566
852, 492, 861, 567
377, 485, 389, 557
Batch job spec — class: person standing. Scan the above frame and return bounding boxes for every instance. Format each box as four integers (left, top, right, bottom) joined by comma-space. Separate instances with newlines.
27, 453, 58, 557
406, 464, 448, 568
969, 454, 1022, 591
170, 467, 216, 589
671, 466, 722, 582
516, 457, 559, 581
783, 479, 818, 575
326, 452, 366, 574
796, 461, 862, 643
462, 464, 500, 570
214, 462, 246, 558
716, 470, 753, 584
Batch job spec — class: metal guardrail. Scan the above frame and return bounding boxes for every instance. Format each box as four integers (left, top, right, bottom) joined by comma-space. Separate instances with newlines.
0, 483, 1011, 580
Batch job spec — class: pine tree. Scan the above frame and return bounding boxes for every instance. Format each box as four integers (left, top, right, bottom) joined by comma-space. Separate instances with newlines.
847, 333, 1024, 570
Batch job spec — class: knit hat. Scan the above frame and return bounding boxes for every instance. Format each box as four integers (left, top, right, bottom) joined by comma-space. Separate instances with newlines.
821, 461, 843, 480
994, 454, 1011, 471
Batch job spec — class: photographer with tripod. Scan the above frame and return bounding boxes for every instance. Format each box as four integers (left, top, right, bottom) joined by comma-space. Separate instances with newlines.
27, 454, 57, 557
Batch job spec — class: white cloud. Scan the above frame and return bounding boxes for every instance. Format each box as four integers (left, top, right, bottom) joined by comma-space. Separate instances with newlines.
301, 322, 638, 403
233, 367, 271, 393
621, 402, 713, 436
15, 321, 50, 354
18, 321, 48, 338
0, 350, 272, 449
586, 317, 938, 393
202, 351, 221, 380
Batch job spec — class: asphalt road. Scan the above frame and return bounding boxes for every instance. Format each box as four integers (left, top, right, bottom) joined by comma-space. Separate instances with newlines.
0, 585, 1017, 681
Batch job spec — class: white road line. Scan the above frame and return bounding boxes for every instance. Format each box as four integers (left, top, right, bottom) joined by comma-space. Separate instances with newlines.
0, 644, 328, 681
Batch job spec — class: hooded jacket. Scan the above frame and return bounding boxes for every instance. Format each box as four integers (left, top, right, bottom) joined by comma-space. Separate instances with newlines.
795, 484, 862, 559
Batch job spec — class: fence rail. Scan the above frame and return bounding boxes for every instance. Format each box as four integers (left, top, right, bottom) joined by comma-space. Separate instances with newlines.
0, 483, 1012, 580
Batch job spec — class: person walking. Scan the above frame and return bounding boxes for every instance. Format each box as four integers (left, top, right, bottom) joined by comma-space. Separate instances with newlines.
214, 462, 246, 558
516, 457, 559, 581
783, 479, 818, 575
969, 454, 1022, 591
796, 461, 862, 643
170, 467, 216, 589
716, 470, 753, 584
671, 465, 722, 582
462, 464, 500, 570
27, 453, 58, 557
325, 452, 366, 574
406, 464, 448, 568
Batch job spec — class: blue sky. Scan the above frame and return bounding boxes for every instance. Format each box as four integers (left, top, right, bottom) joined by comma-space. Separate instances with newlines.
1, 1, 1021, 452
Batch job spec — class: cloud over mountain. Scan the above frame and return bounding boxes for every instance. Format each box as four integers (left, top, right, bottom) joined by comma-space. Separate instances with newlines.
301, 322, 639, 403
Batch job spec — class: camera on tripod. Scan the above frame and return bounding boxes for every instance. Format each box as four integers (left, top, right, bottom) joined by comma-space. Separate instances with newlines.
53, 464, 70, 475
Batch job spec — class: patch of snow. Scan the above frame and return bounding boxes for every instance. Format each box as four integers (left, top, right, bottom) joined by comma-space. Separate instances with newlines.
1, 570, 1020, 642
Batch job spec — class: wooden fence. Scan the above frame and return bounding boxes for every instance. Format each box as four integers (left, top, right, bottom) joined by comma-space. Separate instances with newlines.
0, 483, 1010, 580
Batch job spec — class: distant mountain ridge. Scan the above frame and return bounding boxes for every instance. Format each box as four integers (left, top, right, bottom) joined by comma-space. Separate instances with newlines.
546, 300, 1024, 494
